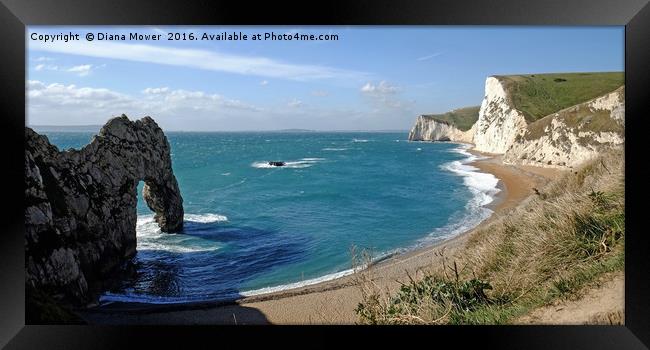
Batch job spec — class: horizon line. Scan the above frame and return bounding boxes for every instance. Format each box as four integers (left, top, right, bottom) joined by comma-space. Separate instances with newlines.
28, 125, 410, 133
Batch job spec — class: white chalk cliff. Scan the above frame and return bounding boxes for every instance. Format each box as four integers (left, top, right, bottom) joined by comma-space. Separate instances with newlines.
503, 86, 624, 168
408, 116, 475, 144
408, 76, 624, 169
472, 77, 528, 154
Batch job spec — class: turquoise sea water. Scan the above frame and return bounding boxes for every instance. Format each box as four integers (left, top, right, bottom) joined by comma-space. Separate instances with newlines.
42, 131, 499, 303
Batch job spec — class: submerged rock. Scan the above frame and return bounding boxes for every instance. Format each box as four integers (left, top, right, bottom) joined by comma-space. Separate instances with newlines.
25, 115, 184, 304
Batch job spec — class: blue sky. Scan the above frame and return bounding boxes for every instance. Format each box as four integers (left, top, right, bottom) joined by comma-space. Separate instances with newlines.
27, 26, 624, 131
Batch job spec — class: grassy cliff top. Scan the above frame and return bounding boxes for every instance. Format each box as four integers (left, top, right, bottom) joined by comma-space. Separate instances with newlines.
422, 106, 480, 131
495, 72, 624, 123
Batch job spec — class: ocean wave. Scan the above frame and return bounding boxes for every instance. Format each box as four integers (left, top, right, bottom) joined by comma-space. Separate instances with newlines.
135, 213, 227, 253
322, 147, 347, 151
239, 245, 421, 297
251, 158, 325, 169
417, 144, 500, 245
137, 213, 229, 226
352, 138, 369, 143
138, 240, 221, 254
100, 265, 368, 305
185, 213, 229, 223
241, 263, 370, 297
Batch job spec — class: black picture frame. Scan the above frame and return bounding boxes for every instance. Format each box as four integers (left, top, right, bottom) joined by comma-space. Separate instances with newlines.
1, 0, 648, 348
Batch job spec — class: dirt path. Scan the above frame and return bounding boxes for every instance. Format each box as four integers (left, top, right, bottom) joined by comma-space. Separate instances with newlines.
516, 272, 624, 325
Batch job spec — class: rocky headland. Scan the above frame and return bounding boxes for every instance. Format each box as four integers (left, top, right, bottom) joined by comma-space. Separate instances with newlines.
408, 72, 625, 169
25, 115, 184, 308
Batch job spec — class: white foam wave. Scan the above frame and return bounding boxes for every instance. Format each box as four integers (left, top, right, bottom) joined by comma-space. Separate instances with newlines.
241, 264, 367, 297
185, 213, 229, 223
417, 144, 500, 245
322, 147, 347, 151
138, 239, 221, 254
352, 138, 369, 143
135, 213, 227, 253
240, 245, 420, 297
251, 158, 325, 169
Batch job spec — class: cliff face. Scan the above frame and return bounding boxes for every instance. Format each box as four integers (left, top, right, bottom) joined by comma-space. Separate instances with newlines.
408, 116, 475, 143
473, 77, 528, 154
25, 115, 184, 304
503, 87, 625, 168
408, 75, 624, 169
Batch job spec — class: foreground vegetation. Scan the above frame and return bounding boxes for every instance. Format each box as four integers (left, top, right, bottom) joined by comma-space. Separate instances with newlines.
496, 72, 624, 123
422, 106, 480, 131
355, 150, 624, 324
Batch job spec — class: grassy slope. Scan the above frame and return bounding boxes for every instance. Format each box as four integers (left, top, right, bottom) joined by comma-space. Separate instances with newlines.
524, 86, 625, 142
422, 106, 480, 131
495, 72, 624, 123
355, 150, 624, 325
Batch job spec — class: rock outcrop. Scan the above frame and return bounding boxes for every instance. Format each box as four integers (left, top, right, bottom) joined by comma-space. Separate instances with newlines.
408, 116, 475, 143
25, 115, 184, 304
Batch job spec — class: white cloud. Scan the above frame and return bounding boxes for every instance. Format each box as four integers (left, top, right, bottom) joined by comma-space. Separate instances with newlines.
360, 81, 410, 109
31, 40, 370, 82
143, 88, 261, 111
67, 64, 93, 76
27, 80, 262, 126
311, 90, 329, 97
26, 80, 418, 131
416, 52, 443, 61
32, 62, 101, 76
34, 64, 59, 71
260, 80, 269, 86
287, 98, 303, 108
142, 87, 170, 94
33, 56, 54, 62
360, 81, 400, 95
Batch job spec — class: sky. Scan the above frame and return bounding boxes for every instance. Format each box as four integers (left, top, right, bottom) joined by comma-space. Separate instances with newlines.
27, 26, 624, 131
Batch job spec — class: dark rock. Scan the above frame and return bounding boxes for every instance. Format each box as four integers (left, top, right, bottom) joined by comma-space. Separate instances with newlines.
268, 161, 286, 167
25, 115, 184, 305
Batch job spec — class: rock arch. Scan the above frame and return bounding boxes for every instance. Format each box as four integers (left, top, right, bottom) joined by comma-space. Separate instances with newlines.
25, 115, 184, 303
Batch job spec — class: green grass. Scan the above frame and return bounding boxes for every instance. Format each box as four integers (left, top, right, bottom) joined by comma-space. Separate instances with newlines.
523, 85, 624, 142
422, 106, 480, 131
495, 72, 624, 123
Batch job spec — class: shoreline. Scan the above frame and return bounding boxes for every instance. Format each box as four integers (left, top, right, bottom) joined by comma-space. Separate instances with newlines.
80, 146, 561, 324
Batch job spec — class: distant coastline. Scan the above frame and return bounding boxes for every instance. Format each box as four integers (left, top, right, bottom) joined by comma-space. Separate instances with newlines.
30, 125, 409, 133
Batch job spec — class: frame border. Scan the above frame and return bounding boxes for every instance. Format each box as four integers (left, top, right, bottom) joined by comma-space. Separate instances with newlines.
1, 0, 648, 348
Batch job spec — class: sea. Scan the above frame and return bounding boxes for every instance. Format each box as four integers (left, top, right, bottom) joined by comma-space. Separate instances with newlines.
40, 131, 500, 304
